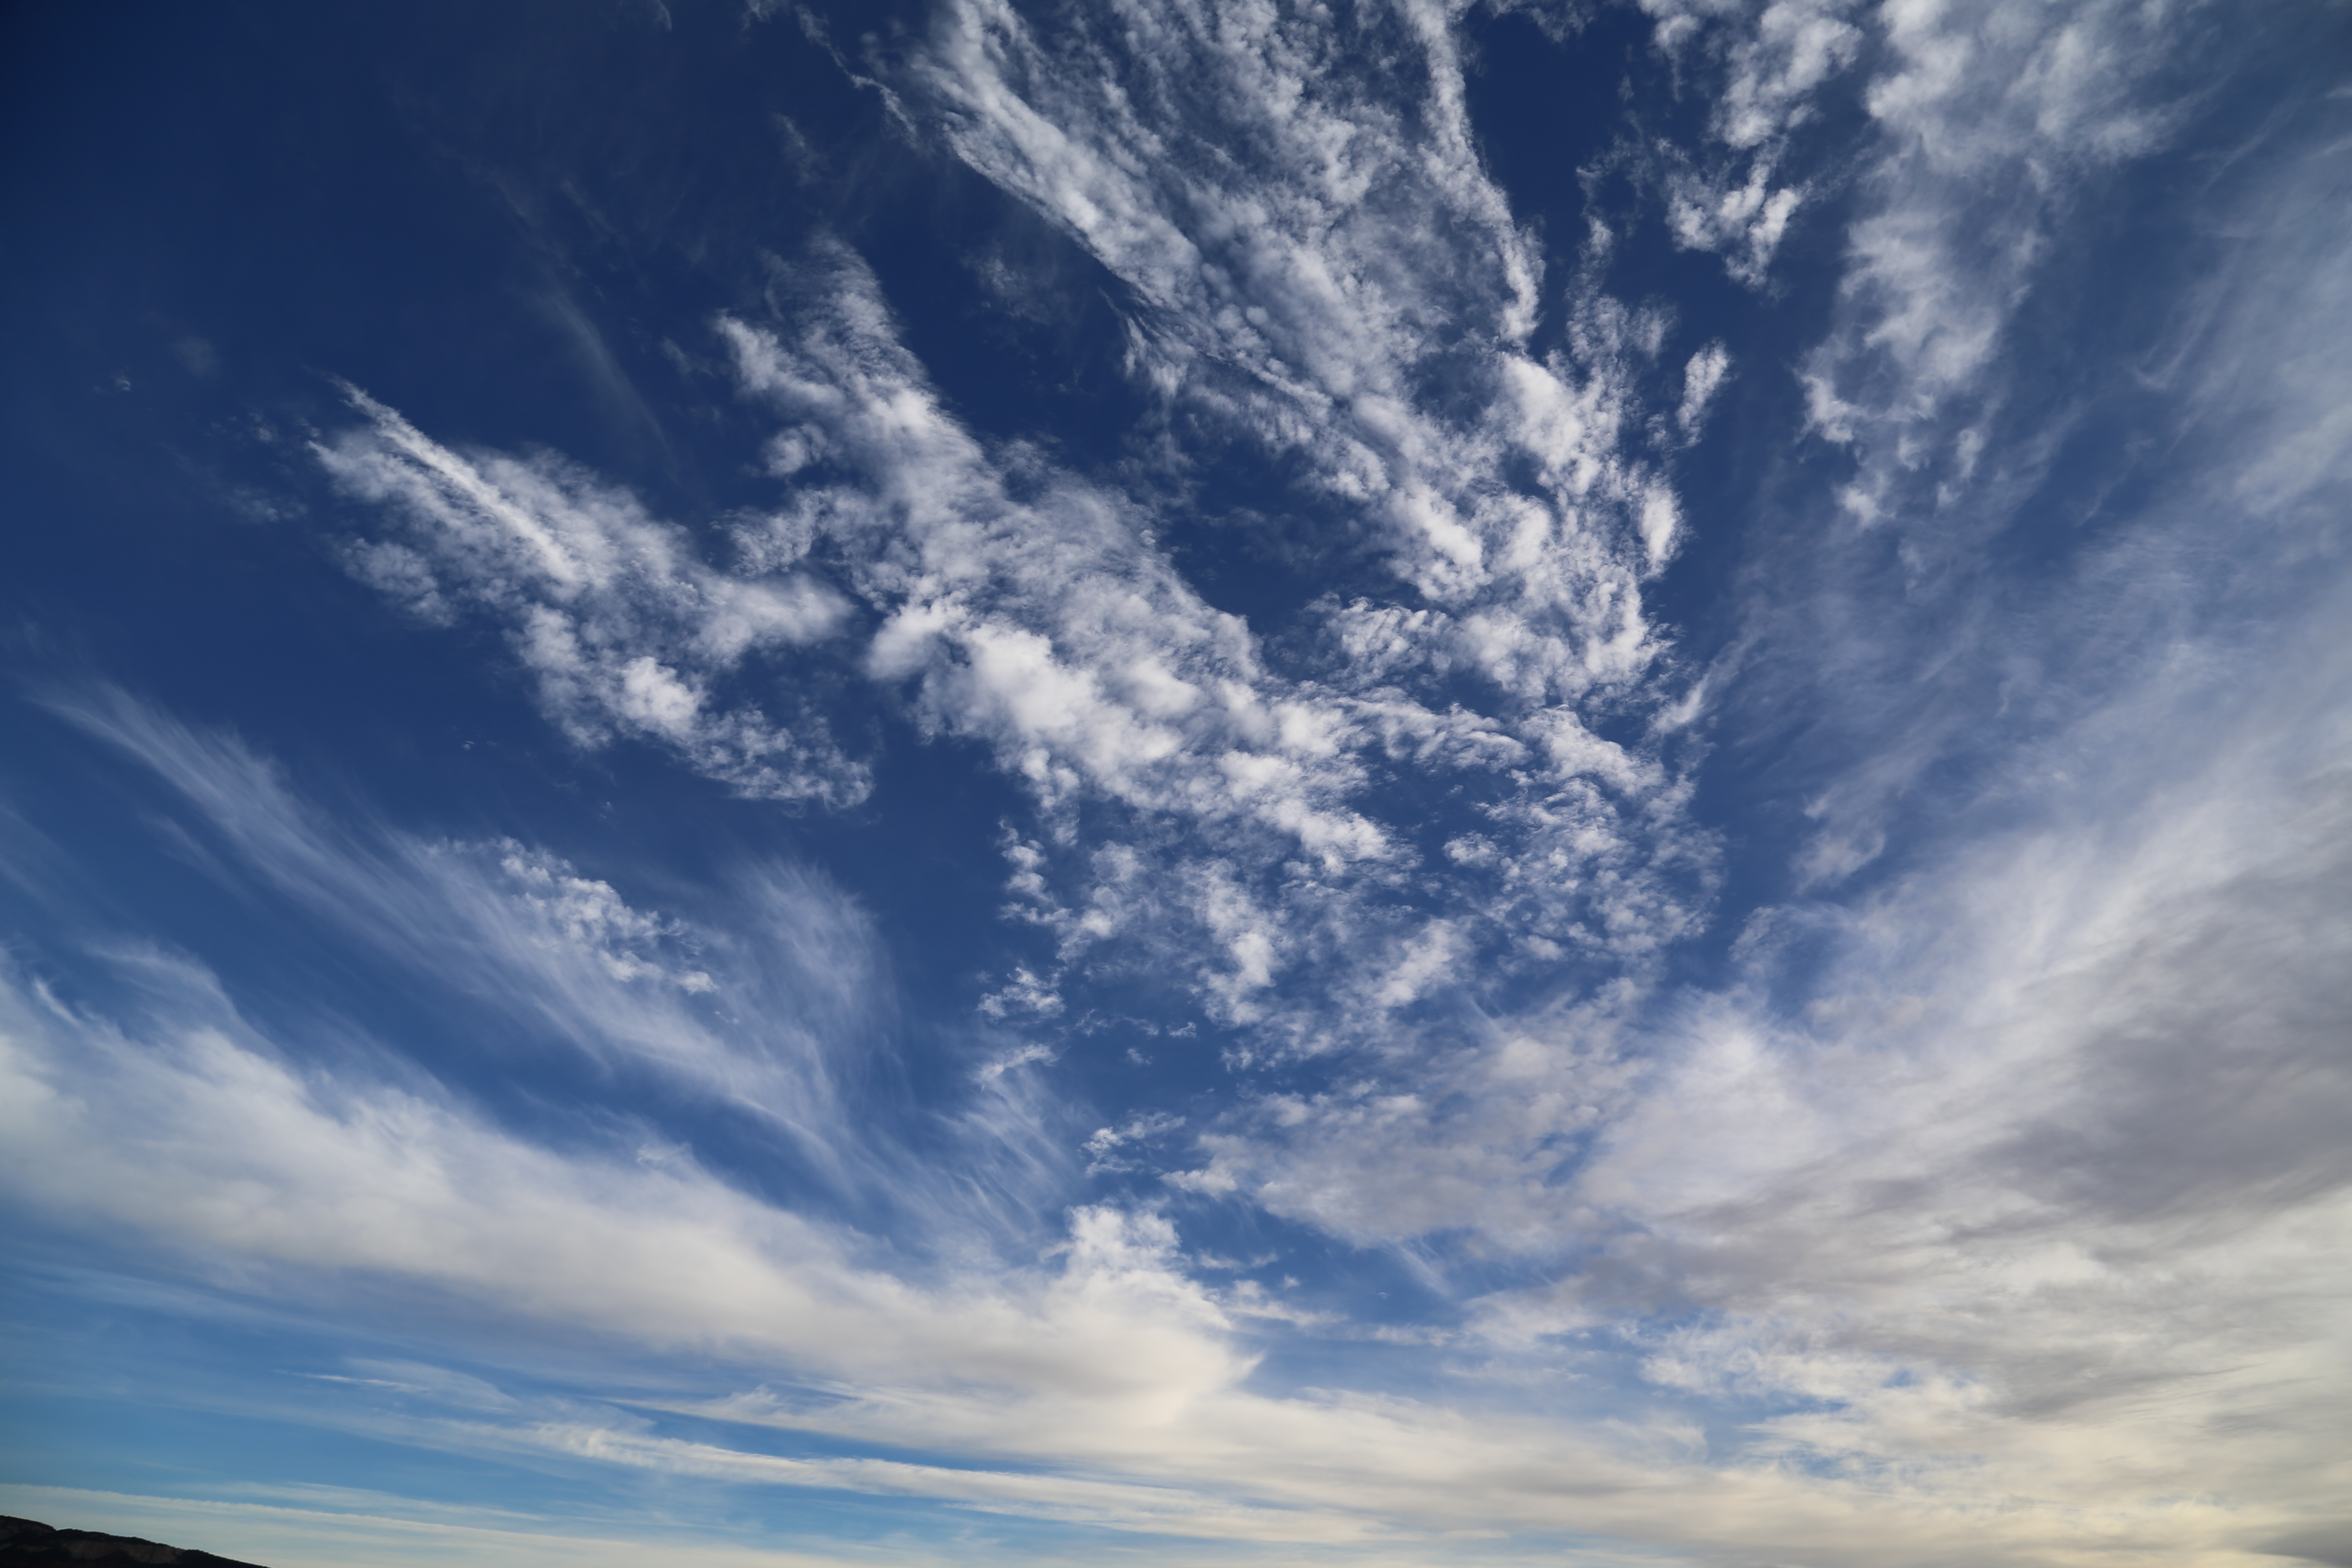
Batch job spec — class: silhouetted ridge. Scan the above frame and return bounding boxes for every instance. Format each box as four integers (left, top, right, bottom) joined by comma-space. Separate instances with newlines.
0, 1518, 269, 1568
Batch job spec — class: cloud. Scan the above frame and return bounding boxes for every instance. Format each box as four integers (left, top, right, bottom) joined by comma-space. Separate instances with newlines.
1161, 524, 2352, 1562
1150, 29, 2352, 1557
1799, 0, 2182, 477
1083, 1109, 1182, 1176
314, 231, 1709, 1045
714, 239, 1710, 1040
129, 5, 2346, 1561
317, 385, 865, 806
837, 0, 1735, 1035
36, 685, 1079, 1238
1628, 0, 1862, 285
0, 950, 1244, 1424
8, 790, 2334, 1562
717, 268, 1386, 863
0, 946, 1539, 1549
897, 0, 1688, 674
712, 259, 1407, 1027
1674, 342, 1730, 439
1499, 612, 2352, 1537
1604, 0, 2259, 891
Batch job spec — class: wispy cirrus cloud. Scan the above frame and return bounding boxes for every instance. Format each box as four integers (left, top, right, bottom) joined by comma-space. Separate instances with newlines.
1154, 9, 2352, 1561
311, 230, 1709, 1047
1632, 0, 1862, 284
5, 897, 2336, 1565
717, 245, 1712, 1035
902, 0, 1690, 631
0, 931, 1810, 1556
317, 386, 865, 806
1653, 0, 2226, 884
0, 939, 1243, 1435
20, 636, 2343, 1565
15, 0, 2346, 1563
1798, 0, 2188, 499
37, 684, 1068, 1238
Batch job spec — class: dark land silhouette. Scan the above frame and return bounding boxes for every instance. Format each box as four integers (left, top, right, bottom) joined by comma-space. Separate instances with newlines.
0, 1517, 269, 1568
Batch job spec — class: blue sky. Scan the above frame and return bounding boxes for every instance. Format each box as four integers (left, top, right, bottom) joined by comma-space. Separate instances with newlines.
2, 1, 2349, 1565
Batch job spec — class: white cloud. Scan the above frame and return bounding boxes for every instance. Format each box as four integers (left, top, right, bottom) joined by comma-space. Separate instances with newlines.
1162, 541, 2352, 1563
0, 954, 1240, 1421
1674, 342, 1730, 438
1083, 1109, 1184, 1176
1145, 18, 2352, 1559
899, 0, 1684, 684
717, 280, 1384, 861
1801, 0, 2183, 493
38, 686, 1068, 1230
202, 8, 2352, 1562
1594, 0, 2230, 888
977, 965, 1063, 1019
1663, 158, 1809, 285
316, 385, 864, 805
704, 245, 1707, 1037
1623, 0, 1862, 287
15, 689, 2352, 1562
318, 0, 1729, 1050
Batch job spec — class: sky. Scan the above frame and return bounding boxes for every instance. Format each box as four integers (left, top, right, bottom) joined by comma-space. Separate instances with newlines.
1, 1, 2348, 1565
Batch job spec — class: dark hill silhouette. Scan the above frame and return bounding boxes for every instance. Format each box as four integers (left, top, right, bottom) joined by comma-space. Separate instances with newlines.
0, 1517, 269, 1568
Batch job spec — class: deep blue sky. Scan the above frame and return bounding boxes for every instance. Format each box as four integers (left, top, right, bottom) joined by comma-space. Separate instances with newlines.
4, 3, 2350, 1566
